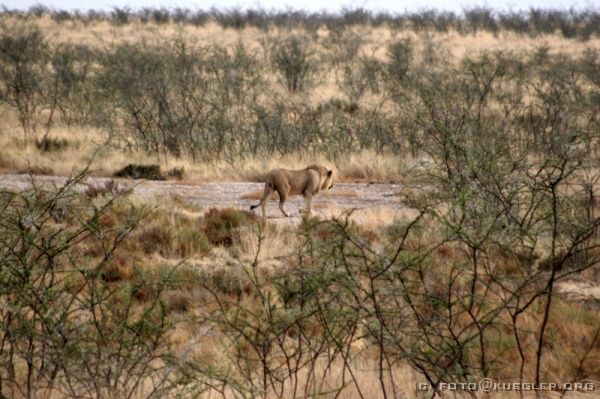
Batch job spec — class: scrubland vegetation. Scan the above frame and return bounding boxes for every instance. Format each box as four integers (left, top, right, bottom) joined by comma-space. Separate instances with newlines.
0, 7, 599, 398
0, 7, 599, 181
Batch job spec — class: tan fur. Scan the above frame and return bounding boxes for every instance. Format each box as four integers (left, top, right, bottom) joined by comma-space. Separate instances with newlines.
250, 164, 334, 219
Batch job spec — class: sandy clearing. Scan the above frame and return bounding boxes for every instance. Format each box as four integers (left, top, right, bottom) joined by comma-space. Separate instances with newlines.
0, 173, 414, 222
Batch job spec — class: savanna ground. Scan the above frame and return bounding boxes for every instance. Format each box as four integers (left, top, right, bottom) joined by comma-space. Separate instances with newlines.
0, 8, 600, 399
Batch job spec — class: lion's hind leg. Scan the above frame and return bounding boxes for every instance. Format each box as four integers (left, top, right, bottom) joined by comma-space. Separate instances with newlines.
250, 183, 273, 219
276, 184, 290, 218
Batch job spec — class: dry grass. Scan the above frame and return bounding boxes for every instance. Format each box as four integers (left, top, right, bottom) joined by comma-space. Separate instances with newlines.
323, 189, 359, 198
262, 357, 419, 399
162, 289, 193, 313
314, 206, 418, 230
14, 16, 599, 59
84, 179, 124, 198
101, 252, 136, 282
335, 150, 409, 183
0, 119, 413, 183
200, 207, 260, 246
1, 139, 413, 186
233, 222, 297, 262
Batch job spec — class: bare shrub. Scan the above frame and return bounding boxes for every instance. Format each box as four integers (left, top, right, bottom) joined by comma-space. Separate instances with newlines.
272, 35, 315, 93
0, 21, 57, 141
0, 173, 191, 398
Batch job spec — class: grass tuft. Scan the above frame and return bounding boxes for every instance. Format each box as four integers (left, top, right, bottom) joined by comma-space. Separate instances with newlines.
200, 207, 259, 246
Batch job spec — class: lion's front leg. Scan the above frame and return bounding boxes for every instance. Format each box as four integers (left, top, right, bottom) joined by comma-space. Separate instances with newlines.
277, 191, 290, 217
302, 192, 313, 217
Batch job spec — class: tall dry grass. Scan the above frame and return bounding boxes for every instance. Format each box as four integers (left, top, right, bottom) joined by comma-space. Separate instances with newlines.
0, 117, 412, 182
11, 16, 600, 58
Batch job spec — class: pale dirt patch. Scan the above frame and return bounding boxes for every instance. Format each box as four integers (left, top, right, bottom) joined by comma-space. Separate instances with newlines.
557, 281, 600, 302
0, 173, 411, 225
240, 189, 278, 201
322, 189, 359, 198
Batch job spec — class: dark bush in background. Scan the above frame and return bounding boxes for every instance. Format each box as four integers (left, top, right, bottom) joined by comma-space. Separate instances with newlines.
0, 22, 53, 141
272, 35, 315, 93
4, 6, 598, 39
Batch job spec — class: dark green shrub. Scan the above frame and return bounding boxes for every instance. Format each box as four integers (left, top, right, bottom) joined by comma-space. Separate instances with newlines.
172, 7, 190, 23
152, 7, 170, 24
114, 164, 164, 180
464, 7, 497, 33
51, 10, 73, 23
28, 5, 49, 17
52, 44, 95, 126
498, 11, 529, 34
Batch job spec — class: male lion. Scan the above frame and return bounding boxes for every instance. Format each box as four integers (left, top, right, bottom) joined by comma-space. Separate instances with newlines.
250, 164, 334, 219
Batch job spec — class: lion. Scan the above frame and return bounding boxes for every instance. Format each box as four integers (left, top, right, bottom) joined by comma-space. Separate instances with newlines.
250, 164, 334, 219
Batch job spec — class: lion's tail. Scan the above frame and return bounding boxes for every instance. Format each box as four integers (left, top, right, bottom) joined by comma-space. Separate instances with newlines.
250, 174, 274, 210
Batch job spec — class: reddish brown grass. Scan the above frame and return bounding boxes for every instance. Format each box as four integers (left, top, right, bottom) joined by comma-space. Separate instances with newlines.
101, 252, 135, 282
